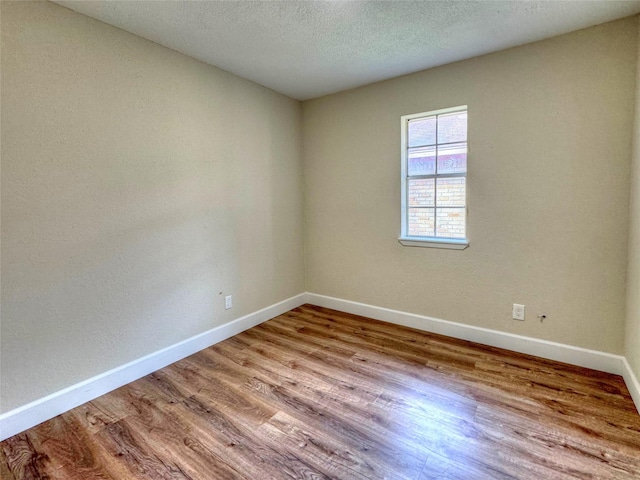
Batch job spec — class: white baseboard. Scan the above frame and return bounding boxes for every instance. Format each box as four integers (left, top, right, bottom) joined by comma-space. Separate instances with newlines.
304, 293, 626, 376
3, 291, 637, 441
305, 293, 640, 414
622, 358, 640, 414
0, 293, 307, 441
306, 293, 640, 414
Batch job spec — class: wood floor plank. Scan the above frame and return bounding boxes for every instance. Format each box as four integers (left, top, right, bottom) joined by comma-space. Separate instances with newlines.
2, 304, 640, 479
199, 350, 427, 477
218, 335, 384, 407
137, 370, 332, 480
93, 419, 191, 480
474, 405, 640, 478
12, 413, 123, 480
263, 411, 373, 478
207, 343, 430, 476
0, 434, 48, 480
244, 319, 475, 417
0, 446, 16, 480
92, 389, 248, 480
252, 317, 472, 406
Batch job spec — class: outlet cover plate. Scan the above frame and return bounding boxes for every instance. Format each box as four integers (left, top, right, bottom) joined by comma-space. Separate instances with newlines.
512, 303, 525, 321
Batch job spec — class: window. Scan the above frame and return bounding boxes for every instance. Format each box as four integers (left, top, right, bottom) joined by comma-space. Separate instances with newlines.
399, 106, 468, 249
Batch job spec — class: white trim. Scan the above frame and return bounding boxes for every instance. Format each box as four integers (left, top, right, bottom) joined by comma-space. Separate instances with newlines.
0, 293, 307, 441
3, 291, 638, 441
622, 358, 640, 414
305, 293, 625, 376
400, 105, 468, 245
398, 237, 468, 249
402, 105, 468, 122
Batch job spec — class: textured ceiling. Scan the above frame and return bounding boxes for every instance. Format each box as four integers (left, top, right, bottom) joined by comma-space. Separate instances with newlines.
53, 1, 640, 100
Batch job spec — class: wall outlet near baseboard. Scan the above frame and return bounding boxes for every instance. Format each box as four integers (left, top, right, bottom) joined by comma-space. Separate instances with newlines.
225, 295, 232, 310
512, 303, 525, 321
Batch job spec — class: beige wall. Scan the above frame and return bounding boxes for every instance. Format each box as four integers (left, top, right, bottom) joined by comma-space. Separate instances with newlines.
0, 1, 304, 413
303, 18, 637, 354
626, 17, 640, 381
2, 1, 638, 417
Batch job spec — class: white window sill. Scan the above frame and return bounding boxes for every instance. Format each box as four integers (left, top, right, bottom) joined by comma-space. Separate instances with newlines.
398, 237, 468, 250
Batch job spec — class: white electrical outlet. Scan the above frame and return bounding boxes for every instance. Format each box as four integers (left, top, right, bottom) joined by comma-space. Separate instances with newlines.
225, 295, 232, 310
512, 304, 525, 321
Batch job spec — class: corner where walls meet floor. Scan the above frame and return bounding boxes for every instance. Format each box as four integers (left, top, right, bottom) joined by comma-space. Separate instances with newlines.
1, 292, 638, 441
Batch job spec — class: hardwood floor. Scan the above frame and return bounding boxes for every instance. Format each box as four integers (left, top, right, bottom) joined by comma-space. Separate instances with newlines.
2, 304, 640, 479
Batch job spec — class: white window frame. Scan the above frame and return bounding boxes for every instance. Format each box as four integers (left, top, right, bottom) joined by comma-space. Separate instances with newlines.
399, 105, 469, 249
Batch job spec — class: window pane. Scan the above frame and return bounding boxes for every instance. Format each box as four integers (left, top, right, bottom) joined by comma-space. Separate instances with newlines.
408, 179, 434, 207
436, 208, 466, 238
408, 146, 436, 176
437, 111, 467, 144
437, 143, 466, 174
436, 177, 465, 207
408, 208, 434, 237
408, 117, 436, 147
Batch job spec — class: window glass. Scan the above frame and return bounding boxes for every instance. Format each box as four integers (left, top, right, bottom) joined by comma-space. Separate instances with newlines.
401, 106, 468, 245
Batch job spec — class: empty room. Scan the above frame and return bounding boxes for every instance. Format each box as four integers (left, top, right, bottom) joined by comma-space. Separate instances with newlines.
2, 0, 640, 478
